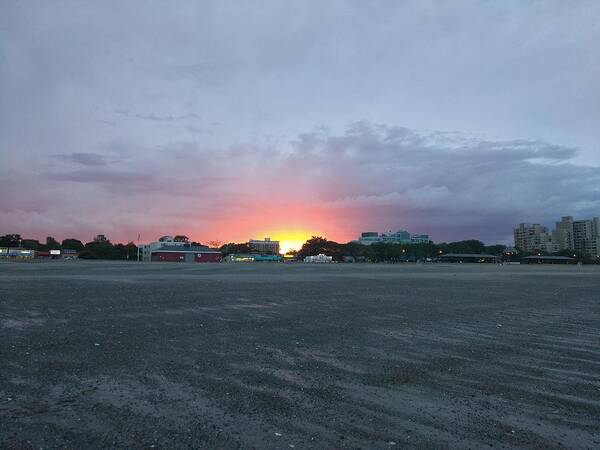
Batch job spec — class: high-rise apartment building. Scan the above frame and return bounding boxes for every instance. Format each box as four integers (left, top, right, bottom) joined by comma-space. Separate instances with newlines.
554, 216, 575, 251
518, 216, 600, 258
513, 223, 556, 253
357, 230, 431, 245
572, 218, 600, 258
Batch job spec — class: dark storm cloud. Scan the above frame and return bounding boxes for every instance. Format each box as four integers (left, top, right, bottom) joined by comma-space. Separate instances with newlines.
2, 120, 599, 243
281, 123, 600, 241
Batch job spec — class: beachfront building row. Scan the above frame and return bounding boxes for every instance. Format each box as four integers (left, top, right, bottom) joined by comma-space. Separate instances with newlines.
357, 230, 431, 246
514, 216, 600, 258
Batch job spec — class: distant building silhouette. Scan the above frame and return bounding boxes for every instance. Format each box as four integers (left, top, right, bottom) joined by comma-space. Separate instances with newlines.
357, 230, 431, 245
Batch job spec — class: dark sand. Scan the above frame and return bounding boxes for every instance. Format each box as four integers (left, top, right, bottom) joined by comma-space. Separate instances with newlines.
1, 261, 599, 449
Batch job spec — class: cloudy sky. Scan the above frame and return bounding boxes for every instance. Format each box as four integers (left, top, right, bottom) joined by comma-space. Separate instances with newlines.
1, 0, 599, 247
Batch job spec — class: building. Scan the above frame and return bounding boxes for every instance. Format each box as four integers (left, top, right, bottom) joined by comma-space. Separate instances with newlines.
249, 237, 280, 255
515, 216, 600, 259
553, 216, 575, 251
358, 230, 431, 245
225, 254, 282, 263
304, 253, 333, 263
1, 248, 35, 260
36, 250, 62, 259
358, 232, 380, 245
438, 253, 500, 263
410, 234, 431, 244
226, 254, 256, 263
513, 223, 557, 253
554, 216, 600, 258
140, 236, 221, 263
150, 244, 221, 263
521, 255, 576, 264
572, 218, 600, 258
381, 230, 411, 244
62, 249, 79, 259
140, 236, 193, 261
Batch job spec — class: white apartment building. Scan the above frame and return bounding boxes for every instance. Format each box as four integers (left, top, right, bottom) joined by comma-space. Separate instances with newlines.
515, 217, 600, 258
139, 236, 190, 261
554, 216, 600, 257
513, 223, 557, 253
554, 216, 575, 251
249, 237, 280, 255
358, 230, 431, 245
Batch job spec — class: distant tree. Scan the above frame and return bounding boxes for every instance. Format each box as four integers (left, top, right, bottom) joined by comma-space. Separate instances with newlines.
295, 238, 509, 264
21, 239, 40, 250
0, 234, 22, 247
61, 238, 84, 251
125, 242, 138, 260
77, 248, 96, 259
207, 240, 223, 248
483, 244, 506, 255
45, 236, 61, 250
297, 236, 344, 261
85, 236, 114, 259
440, 240, 486, 255
219, 242, 253, 256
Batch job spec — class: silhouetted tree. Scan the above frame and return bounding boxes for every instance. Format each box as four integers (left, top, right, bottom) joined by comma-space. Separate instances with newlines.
61, 238, 84, 251
297, 236, 344, 261
0, 234, 22, 247
207, 240, 223, 248
219, 242, 253, 256
45, 236, 61, 250
21, 239, 40, 250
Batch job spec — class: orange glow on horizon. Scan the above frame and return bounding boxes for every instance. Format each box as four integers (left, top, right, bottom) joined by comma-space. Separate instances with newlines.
197, 203, 352, 251
255, 229, 317, 254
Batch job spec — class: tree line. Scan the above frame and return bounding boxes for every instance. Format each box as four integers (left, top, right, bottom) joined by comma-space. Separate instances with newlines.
296, 236, 508, 262
4, 232, 596, 263
0, 233, 511, 262
0, 234, 138, 260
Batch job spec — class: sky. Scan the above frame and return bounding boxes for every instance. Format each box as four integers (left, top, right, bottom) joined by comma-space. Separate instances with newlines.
1, 0, 599, 249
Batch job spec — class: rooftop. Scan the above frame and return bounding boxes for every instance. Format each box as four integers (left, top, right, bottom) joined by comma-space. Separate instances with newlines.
154, 245, 221, 253
521, 255, 575, 260
439, 253, 499, 258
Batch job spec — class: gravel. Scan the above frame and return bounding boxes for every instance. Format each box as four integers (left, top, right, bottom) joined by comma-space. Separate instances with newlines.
1, 261, 599, 449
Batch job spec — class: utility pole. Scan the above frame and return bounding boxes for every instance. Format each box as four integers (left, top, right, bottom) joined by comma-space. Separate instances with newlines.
137, 233, 140, 262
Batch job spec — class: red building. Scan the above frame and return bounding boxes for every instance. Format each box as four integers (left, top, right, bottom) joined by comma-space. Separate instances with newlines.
150, 244, 222, 263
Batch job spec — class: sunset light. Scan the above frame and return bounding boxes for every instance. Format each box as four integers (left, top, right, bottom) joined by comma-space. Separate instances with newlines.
262, 230, 315, 254
3, 2, 599, 448
278, 239, 304, 255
